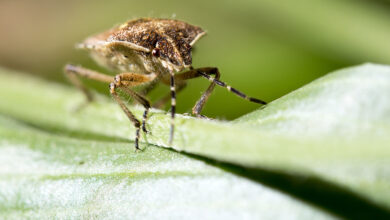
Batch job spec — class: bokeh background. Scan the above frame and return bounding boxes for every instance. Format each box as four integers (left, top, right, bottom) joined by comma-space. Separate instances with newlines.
1, 0, 390, 119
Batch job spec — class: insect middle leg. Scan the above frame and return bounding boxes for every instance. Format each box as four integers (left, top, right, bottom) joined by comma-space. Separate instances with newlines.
152, 80, 187, 109
169, 72, 176, 145
176, 67, 267, 117
64, 64, 113, 104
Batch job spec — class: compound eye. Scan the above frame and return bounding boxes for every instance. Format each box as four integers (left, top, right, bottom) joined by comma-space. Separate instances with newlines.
152, 48, 160, 57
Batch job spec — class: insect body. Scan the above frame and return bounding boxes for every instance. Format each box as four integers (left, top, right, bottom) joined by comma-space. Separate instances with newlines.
65, 18, 266, 150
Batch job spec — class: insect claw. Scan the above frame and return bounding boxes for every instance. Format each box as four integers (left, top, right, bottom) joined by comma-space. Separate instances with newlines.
142, 126, 149, 134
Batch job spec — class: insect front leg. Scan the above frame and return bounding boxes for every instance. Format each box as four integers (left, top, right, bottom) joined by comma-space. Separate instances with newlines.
115, 74, 153, 133
110, 73, 155, 150
110, 82, 142, 150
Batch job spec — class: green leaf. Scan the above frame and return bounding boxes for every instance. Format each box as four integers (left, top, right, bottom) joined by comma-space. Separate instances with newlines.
0, 63, 389, 218
0, 116, 335, 219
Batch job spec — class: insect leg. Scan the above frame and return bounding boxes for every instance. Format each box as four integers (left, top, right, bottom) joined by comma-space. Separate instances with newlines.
169, 67, 219, 117
169, 72, 176, 145
110, 82, 142, 150
196, 67, 267, 105
175, 67, 267, 117
114, 73, 155, 135
118, 86, 151, 133
191, 68, 220, 117
152, 81, 187, 109
64, 64, 113, 109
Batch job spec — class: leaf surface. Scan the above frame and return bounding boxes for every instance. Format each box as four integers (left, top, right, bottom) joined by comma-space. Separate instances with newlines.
0, 64, 389, 218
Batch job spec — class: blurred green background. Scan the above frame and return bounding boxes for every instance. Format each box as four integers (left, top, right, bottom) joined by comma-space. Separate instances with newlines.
1, 0, 390, 119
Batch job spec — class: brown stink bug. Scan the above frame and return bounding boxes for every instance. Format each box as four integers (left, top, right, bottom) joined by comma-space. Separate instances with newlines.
64, 18, 266, 150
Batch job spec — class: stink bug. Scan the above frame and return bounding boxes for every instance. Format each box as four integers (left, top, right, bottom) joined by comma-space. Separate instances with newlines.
64, 18, 266, 150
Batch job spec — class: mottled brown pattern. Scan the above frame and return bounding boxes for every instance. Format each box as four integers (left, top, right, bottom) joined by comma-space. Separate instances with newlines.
107, 18, 205, 66
66, 18, 266, 151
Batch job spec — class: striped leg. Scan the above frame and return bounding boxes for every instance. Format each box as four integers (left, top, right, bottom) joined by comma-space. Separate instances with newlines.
191, 67, 220, 117
113, 73, 154, 139
152, 81, 187, 109
196, 68, 267, 105
169, 72, 176, 145
110, 82, 142, 150
119, 86, 151, 133
65, 64, 155, 150
110, 73, 155, 150
175, 67, 267, 117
